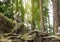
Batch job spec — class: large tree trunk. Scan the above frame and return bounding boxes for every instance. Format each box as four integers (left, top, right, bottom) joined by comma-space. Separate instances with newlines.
58, 0, 60, 26
40, 0, 45, 33
53, 0, 59, 33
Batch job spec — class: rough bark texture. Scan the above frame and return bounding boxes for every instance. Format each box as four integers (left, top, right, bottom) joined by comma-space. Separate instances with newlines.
58, 0, 60, 27
53, 0, 59, 33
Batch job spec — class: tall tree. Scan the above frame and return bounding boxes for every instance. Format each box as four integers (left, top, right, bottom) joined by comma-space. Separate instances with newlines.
53, 0, 59, 33
58, 0, 60, 26
40, 0, 45, 33
31, 0, 36, 30
15, 0, 18, 13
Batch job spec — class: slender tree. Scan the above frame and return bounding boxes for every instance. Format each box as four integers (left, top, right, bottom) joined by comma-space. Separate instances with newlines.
15, 0, 18, 13
31, 0, 36, 30
53, 0, 59, 33
39, 0, 45, 33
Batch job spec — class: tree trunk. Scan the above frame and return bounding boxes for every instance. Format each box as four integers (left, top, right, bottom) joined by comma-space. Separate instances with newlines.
58, 0, 60, 26
15, 0, 18, 13
53, 0, 59, 33
39, 0, 45, 33
31, 0, 36, 30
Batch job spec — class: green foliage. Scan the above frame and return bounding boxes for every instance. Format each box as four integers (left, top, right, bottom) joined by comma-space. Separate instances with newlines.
0, 0, 52, 34
0, 0, 14, 19
43, 0, 50, 32
31, 0, 40, 30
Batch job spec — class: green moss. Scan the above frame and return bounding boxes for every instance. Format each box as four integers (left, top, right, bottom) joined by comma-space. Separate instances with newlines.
21, 33, 36, 40
0, 13, 15, 33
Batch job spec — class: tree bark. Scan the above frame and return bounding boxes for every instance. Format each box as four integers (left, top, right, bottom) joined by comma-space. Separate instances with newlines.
39, 0, 45, 33
58, 0, 60, 26
53, 0, 59, 33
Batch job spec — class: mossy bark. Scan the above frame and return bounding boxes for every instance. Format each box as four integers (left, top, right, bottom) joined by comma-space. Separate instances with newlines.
0, 13, 15, 33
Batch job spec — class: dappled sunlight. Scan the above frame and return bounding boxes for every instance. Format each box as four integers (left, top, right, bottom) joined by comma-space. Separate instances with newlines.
0, 0, 60, 42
